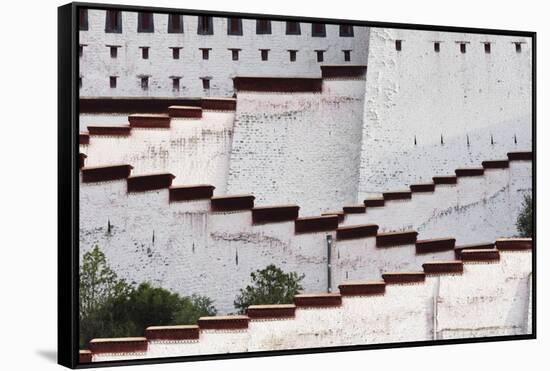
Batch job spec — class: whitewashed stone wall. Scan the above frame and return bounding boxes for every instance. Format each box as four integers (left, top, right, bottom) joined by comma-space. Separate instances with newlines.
344, 159, 532, 244
79, 9, 369, 97
91, 249, 532, 361
79, 111, 234, 191
359, 28, 532, 198
226, 78, 366, 215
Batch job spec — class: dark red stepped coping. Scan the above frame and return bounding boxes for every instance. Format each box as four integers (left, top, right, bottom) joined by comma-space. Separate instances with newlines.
423, 261, 464, 274
211, 195, 255, 212
145, 325, 200, 340
382, 272, 426, 284
168, 105, 203, 118
336, 224, 379, 240
252, 205, 300, 224
80, 97, 201, 114
454, 242, 495, 258
455, 168, 485, 177
364, 198, 385, 207
128, 114, 171, 128
460, 249, 500, 261
433, 176, 457, 185
169, 185, 215, 202
495, 238, 532, 250
79, 153, 87, 169
198, 315, 249, 330
233, 77, 323, 93
295, 215, 339, 234
82, 164, 133, 183
88, 125, 132, 136
482, 160, 509, 169
322, 211, 345, 223
338, 281, 386, 296
507, 151, 532, 161
79, 132, 89, 145
201, 97, 237, 111
383, 191, 412, 201
79, 350, 92, 363
247, 304, 296, 319
416, 237, 456, 254
376, 230, 418, 247
127, 173, 175, 192
294, 293, 342, 307
342, 205, 366, 214
88, 337, 148, 354
410, 183, 435, 193
320, 65, 367, 79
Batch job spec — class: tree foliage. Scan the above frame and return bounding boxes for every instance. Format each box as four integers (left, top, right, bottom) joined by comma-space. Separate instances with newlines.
79, 246, 216, 348
234, 264, 304, 314
516, 194, 533, 237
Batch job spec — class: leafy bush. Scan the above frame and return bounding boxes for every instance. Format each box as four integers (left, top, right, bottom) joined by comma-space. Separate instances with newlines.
516, 194, 533, 237
234, 264, 304, 314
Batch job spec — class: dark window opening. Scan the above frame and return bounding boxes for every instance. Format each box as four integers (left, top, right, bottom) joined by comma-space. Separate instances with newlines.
79, 44, 84, 57
343, 50, 351, 62
172, 77, 180, 91
105, 10, 122, 33
227, 18, 243, 35
395, 40, 402, 51
289, 50, 297, 62
198, 16, 213, 35
484, 42, 491, 54
141, 76, 149, 90
168, 14, 183, 33
141, 47, 149, 59
312, 23, 326, 37
138, 12, 154, 33
230, 49, 240, 61
256, 19, 272, 34
109, 46, 118, 58
460, 43, 466, 53
434, 42, 440, 52
515, 42, 522, 53
79, 9, 88, 30
109, 76, 117, 88
172, 47, 181, 59
201, 78, 210, 90
260, 49, 269, 61
79, 77, 82, 89
339, 24, 354, 37
316, 50, 324, 62
286, 21, 301, 35
201, 48, 210, 60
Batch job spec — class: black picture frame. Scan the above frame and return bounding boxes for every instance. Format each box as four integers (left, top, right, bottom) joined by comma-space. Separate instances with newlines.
58, 2, 536, 368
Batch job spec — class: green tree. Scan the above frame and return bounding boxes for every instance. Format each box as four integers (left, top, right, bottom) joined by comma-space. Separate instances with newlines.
516, 194, 533, 237
234, 264, 304, 314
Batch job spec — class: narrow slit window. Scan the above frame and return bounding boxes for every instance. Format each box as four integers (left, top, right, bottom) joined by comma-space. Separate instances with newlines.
230, 49, 240, 61
515, 42, 522, 53
171, 47, 181, 59
289, 50, 297, 62
201, 48, 210, 60
343, 50, 351, 62
141, 76, 149, 90
311, 23, 326, 37
286, 21, 301, 35
256, 19, 272, 34
316, 50, 324, 62
227, 18, 242, 35
168, 14, 183, 33
460, 43, 466, 53
434, 42, 440, 52
137, 12, 154, 33
395, 40, 402, 51
109, 46, 118, 58
105, 10, 122, 33
484, 42, 491, 54
172, 77, 180, 91
201, 78, 210, 90
109, 76, 117, 89
339, 24, 354, 37
79, 9, 88, 30
197, 16, 213, 35
260, 49, 269, 61
79, 44, 84, 57
141, 47, 149, 59
79, 77, 82, 89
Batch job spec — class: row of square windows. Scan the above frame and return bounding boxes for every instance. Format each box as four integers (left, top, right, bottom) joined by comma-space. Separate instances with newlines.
79, 45, 352, 62
394, 39, 526, 53
80, 76, 225, 91
78, 9, 355, 37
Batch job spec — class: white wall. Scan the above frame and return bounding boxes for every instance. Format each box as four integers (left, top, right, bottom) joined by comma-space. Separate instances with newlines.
90, 248, 532, 361
359, 28, 532, 198
227, 78, 366, 215
79, 9, 369, 97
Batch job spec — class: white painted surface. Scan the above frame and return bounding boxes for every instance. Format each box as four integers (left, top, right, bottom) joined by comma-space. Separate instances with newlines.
359, 28, 532, 198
